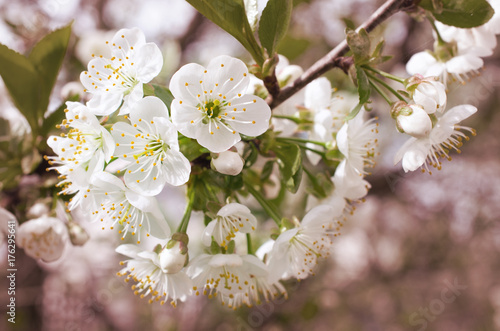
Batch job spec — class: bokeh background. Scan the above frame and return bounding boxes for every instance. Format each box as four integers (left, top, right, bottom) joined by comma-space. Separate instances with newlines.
1, 0, 500, 330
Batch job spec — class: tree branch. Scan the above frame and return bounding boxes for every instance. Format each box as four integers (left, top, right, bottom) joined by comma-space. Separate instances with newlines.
270, 0, 417, 109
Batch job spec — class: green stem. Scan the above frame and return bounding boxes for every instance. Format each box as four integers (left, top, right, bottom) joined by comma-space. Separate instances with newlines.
177, 187, 195, 233
243, 176, 282, 226
276, 137, 327, 148
366, 72, 406, 101
362, 65, 405, 84
369, 80, 393, 105
427, 15, 446, 45
272, 114, 313, 125
246, 233, 253, 255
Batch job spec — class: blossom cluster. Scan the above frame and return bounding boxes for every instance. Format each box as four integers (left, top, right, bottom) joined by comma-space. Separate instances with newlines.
19, 7, 488, 309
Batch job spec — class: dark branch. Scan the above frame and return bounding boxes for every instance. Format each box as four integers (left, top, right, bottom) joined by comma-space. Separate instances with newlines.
270, 0, 417, 109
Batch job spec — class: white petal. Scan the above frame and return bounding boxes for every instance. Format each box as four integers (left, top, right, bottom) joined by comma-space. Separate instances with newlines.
400, 139, 430, 172
170, 102, 205, 139
302, 204, 336, 227
169, 63, 206, 105
406, 51, 438, 76
135, 43, 164, 82
217, 202, 251, 217
129, 96, 169, 128
202, 221, 217, 247
446, 54, 483, 74
85, 91, 123, 116
206, 55, 250, 99
161, 149, 191, 186
195, 120, 241, 153
119, 84, 144, 115
116, 244, 143, 259
304, 77, 332, 110
440, 104, 477, 124
111, 28, 146, 50
227, 95, 271, 136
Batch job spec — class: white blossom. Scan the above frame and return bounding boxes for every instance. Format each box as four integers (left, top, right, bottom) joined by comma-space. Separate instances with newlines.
80, 28, 163, 115
170, 55, 271, 153
116, 244, 191, 307
201, 203, 257, 248
336, 110, 378, 176
112, 96, 190, 196
187, 253, 279, 308
266, 205, 337, 281
17, 216, 67, 262
394, 104, 477, 173
88, 172, 171, 241
408, 75, 447, 114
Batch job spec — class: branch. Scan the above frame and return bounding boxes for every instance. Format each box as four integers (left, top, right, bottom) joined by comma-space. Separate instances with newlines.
269, 0, 417, 109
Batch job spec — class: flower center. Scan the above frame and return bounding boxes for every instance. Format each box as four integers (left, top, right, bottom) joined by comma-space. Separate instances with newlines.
203, 99, 223, 120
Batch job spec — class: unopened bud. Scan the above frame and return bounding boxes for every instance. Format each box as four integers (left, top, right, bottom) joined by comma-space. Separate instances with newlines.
395, 104, 432, 138
67, 222, 90, 246
160, 234, 189, 274
212, 150, 244, 176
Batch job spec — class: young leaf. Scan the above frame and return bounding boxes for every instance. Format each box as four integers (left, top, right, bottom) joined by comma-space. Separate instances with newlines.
28, 23, 72, 119
186, 0, 265, 65
285, 164, 302, 193
258, 0, 293, 56
419, 0, 495, 28
272, 142, 301, 183
0, 44, 41, 133
346, 28, 371, 65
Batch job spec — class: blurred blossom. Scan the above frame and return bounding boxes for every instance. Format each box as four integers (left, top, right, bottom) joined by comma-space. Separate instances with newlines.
75, 30, 115, 65
17, 216, 67, 262
103, 0, 196, 40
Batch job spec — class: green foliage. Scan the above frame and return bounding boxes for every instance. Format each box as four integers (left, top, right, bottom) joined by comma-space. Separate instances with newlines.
258, 0, 293, 56
419, 0, 495, 28
277, 35, 311, 61
186, 0, 264, 65
272, 142, 303, 193
153, 85, 175, 112
0, 24, 72, 137
0, 119, 40, 190
346, 28, 371, 65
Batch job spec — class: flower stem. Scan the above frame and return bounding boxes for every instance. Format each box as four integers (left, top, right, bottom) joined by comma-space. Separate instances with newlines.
246, 233, 253, 255
427, 14, 446, 45
362, 65, 406, 84
177, 187, 195, 234
366, 72, 406, 101
369, 80, 393, 105
243, 176, 282, 226
276, 137, 327, 148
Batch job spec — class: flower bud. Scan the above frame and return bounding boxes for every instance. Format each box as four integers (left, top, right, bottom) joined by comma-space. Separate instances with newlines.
411, 77, 447, 114
395, 104, 432, 138
212, 150, 244, 176
159, 241, 188, 274
17, 216, 67, 262
67, 222, 90, 246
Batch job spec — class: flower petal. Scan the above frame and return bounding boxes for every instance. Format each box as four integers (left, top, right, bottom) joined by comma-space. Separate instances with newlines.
225, 95, 270, 136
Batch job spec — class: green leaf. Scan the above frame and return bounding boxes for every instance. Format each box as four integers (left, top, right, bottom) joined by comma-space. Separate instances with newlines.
179, 137, 205, 162
152, 85, 175, 112
272, 142, 301, 185
260, 160, 275, 181
356, 65, 371, 105
258, 0, 293, 56
28, 23, 72, 118
285, 164, 302, 193
186, 0, 265, 65
346, 28, 371, 65
277, 35, 311, 62
420, 0, 495, 28
0, 44, 41, 133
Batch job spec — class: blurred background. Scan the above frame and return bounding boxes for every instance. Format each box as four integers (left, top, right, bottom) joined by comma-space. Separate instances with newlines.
1, 0, 500, 330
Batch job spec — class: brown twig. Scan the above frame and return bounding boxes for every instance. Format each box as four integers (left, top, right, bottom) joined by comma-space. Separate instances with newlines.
270, 0, 417, 109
